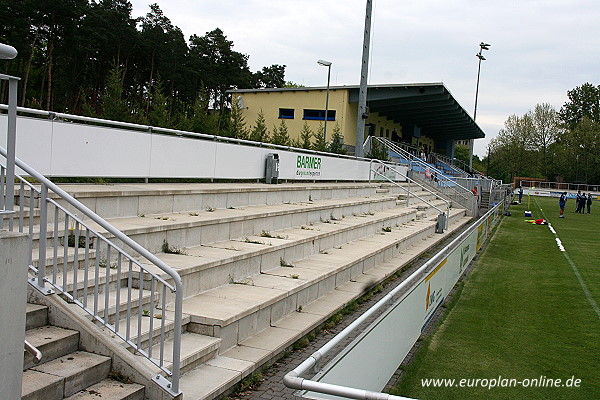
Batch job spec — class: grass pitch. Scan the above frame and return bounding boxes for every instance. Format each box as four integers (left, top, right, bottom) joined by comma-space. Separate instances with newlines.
390, 196, 600, 400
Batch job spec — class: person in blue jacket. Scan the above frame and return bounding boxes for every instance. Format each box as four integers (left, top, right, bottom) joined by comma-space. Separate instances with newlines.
559, 192, 567, 218
518, 186, 523, 203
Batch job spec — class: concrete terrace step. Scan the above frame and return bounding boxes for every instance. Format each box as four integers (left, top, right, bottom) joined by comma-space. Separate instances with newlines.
26, 193, 400, 253
174, 207, 468, 352
137, 205, 420, 297
26, 303, 49, 330
43, 182, 410, 220
24, 325, 79, 370
179, 212, 473, 400
23, 351, 111, 400
63, 379, 144, 400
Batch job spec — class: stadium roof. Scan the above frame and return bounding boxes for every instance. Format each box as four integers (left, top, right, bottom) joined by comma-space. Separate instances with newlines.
231, 83, 484, 141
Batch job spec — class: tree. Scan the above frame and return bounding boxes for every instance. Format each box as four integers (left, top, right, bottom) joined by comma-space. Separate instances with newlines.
365, 137, 389, 161
312, 124, 327, 152
254, 64, 286, 88
453, 144, 470, 166
101, 63, 129, 122
249, 110, 269, 143
328, 123, 346, 154
271, 120, 290, 146
487, 113, 538, 182
188, 28, 253, 112
531, 103, 561, 177
559, 83, 600, 130
298, 122, 313, 149
182, 90, 219, 135
227, 95, 248, 139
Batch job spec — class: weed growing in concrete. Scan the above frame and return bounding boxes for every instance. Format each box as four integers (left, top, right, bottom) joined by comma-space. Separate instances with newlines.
188, 212, 199, 216
382, 226, 392, 232
244, 237, 267, 245
205, 206, 215, 212
161, 240, 188, 255
290, 274, 300, 279
280, 257, 294, 267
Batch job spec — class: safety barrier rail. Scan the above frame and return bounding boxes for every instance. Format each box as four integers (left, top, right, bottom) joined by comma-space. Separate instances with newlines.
0, 146, 183, 395
284, 201, 504, 400
369, 159, 449, 231
367, 137, 477, 215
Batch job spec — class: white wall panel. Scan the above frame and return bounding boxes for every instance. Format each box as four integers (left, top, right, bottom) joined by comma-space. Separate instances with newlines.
0, 115, 53, 174
148, 134, 217, 178
3, 114, 407, 181
50, 121, 151, 176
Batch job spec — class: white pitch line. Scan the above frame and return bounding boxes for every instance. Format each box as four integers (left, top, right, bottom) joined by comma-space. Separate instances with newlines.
535, 198, 600, 319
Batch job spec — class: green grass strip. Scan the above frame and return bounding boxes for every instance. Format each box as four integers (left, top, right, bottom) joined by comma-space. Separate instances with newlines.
390, 196, 600, 400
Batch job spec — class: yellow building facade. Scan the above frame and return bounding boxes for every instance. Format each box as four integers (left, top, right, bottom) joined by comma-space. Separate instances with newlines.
233, 87, 422, 152
230, 84, 483, 157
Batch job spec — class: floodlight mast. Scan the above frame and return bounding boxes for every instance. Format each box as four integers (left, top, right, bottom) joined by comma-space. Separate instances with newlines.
470, 41, 490, 171
317, 60, 332, 142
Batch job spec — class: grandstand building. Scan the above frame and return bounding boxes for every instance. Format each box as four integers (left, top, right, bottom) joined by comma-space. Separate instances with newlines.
230, 83, 484, 158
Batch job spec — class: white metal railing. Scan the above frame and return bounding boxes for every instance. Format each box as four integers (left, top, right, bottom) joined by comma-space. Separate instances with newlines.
0, 146, 183, 395
284, 201, 504, 400
369, 159, 449, 231
372, 138, 476, 213
519, 179, 600, 193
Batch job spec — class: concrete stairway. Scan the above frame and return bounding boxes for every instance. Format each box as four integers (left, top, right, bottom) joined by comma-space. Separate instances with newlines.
16, 182, 470, 400
22, 303, 144, 400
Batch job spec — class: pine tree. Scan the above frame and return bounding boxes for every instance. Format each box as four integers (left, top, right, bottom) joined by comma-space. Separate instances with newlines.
183, 90, 219, 135
101, 63, 129, 122
365, 137, 390, 161
271, 120, 290, 146
228, 96, 248, 139
299, 122, 313, 149
312, 123, 327, 152
146, 78, 170, 127
328, 123, 346, 154
249, 110, 269, 143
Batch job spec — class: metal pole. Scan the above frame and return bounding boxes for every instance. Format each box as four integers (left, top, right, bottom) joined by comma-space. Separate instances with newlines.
324, 65, 331, 142
469, 55, 482, 172
6, 77, 19, 229
355, 0, 373, 158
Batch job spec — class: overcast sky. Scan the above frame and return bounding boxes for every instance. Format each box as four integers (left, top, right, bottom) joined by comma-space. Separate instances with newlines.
129, 0, 599, 157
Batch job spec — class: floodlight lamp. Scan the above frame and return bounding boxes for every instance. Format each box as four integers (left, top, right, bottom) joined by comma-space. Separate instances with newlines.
480, 42, 491, 50
317, 59, 332, 67
0, 43, 17, 60
476, 54, 486, 61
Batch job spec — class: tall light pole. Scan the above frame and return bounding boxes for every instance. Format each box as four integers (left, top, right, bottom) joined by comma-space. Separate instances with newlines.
355, 0, 373, 158
317, 59, 332, 142
470, 41, 490, 171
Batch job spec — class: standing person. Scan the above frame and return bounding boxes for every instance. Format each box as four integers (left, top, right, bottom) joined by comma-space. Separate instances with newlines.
559, 192, 567, 218
587, 193, 593, 214
578, 192, 587, 213
575, 190, 582, 213
518, 186, 524, 203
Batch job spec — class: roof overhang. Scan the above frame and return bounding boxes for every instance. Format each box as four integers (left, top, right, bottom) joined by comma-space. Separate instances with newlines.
230, 83, 484, 141
348, 83, 484, 141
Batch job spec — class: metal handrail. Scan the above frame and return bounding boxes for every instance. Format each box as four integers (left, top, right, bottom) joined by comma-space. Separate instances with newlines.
0, 145, 182, 395
373, 137, 475, 210
0, 104, 372, 163
369, 159, 449, 229
283, 201, 503, 400
24, 340, 42, 363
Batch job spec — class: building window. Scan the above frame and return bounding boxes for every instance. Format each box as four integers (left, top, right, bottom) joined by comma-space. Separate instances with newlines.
279, 108, 294, 119
303, 109, 336, 121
